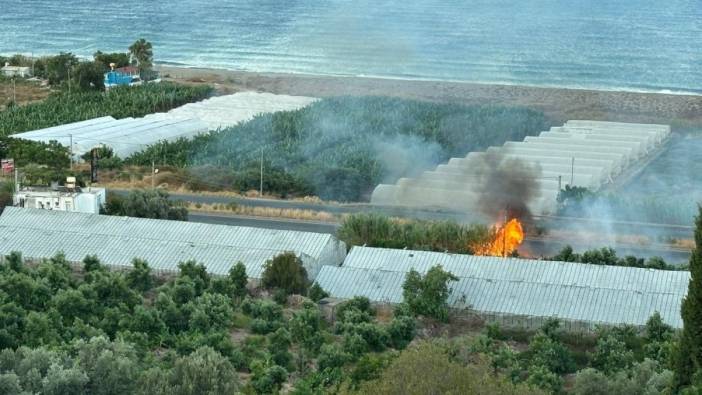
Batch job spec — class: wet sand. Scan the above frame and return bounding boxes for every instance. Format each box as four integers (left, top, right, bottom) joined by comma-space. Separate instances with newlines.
157, 65, 702, 129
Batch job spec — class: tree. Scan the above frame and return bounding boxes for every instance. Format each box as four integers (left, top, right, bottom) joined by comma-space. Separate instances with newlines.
129, 39, 154, 70
44, 53, 79, 86
228, 262, 248, 299
93, 51, 130, 70
356, 342, 545, 395
261, 252, 309, 295
402, 265, 458, 322
169, 347, 239, 395
590, 334, 635, 374
126, 258, 153, 292
674, 206, 702, 390
70, 62, 105, 91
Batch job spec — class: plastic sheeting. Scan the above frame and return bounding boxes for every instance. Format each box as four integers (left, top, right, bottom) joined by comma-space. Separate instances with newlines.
316, 246, 687, 328
371, 121, 671, 215
0, 207, 346, 279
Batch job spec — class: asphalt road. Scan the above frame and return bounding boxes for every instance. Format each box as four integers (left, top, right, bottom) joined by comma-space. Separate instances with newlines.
114, 190, 693, 263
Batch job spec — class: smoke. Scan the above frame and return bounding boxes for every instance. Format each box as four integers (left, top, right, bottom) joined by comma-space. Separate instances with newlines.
468, 151, 542, 221
373, 135, 443, 183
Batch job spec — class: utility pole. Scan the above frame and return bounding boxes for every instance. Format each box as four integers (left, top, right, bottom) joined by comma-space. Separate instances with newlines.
502, 210, 507, 258
558, 175, 562, 191
152, 160, 155, 189
69, 134, 73, 170
259, 148, 263, 198
12, 78, 16, 104
571, 157, 575, 185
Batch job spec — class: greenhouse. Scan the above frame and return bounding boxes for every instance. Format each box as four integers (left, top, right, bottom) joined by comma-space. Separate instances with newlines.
0, 208, 347, 279
10, 114, 208, 159
315, 246, 688, 330
166, 91, 318, 130
371, 120, 670, 215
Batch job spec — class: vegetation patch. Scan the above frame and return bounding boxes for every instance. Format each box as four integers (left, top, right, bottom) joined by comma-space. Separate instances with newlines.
126, 97, 551, 201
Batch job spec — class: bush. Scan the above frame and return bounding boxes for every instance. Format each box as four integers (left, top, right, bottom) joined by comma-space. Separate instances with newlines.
261, 252, 309, 295
317, 344, 350, 372
402, 266, 458, 322
387, 316, 416, 350
357, 342, 545, 395
336, 296, 374, 324
308, 282, 329, 302
590, 334, 635, 374
525, 332, 576, 375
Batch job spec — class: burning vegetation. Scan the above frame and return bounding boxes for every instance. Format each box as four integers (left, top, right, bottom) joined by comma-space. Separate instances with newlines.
473, 218, 525, 257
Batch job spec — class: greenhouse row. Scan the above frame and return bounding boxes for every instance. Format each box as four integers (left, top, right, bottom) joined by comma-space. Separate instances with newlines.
315, 246, 688, 330
10, 114, 208, 159
371, 120, 671, 215
0, 208, 347, 279
9, 92, 318, 159
166, 91, 317, 130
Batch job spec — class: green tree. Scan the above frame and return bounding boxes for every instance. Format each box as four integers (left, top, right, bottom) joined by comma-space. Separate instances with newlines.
290, 303, 324, 372
104, 189, 188, 220
93, 51, 130, 70
674, 206, 702, 390
356, 342, 545, 395
44, 53, 79, 86
402, 265, 458, 322
228, 262, 248, 299
128, 39, 154, 70
126, 258, 153, 292
41, 363, 88, 395
169, 347, 239, 395
72, 337, 139, 395
70, 62, 105, 91
261, 252, 309, 295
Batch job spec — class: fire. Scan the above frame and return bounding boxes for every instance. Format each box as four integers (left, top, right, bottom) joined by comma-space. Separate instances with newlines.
474, 218, 525, 257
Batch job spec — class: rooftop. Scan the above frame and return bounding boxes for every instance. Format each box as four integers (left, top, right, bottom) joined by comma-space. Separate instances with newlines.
0, 208, 346, 279
316, 246, 689, 329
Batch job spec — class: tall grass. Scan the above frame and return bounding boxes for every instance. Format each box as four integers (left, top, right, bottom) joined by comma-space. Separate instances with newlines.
337, 213, 490, 254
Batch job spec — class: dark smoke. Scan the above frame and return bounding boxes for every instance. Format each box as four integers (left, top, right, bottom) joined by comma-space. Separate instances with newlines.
468, 151, 542, 221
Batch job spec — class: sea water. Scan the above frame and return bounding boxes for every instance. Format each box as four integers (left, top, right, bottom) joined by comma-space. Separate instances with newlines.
1, 0, 700, 93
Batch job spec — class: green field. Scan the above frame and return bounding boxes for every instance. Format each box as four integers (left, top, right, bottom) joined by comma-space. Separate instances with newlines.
126, 96, 551, 201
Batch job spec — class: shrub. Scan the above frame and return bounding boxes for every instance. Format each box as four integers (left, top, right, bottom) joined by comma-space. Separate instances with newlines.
336, 296, 374, 324
317, 344, 350, 372
387, 316, 416, 350
261, 252, 308, 295
402, 266, 458, 322
525, 332, 576, 374
590, 334, 635, 374
308, 282, 329, 302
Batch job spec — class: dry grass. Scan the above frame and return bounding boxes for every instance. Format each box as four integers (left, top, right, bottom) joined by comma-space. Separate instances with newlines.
187, 201, 338, 222
0, 79, 50, 109
94, 166, 335, 204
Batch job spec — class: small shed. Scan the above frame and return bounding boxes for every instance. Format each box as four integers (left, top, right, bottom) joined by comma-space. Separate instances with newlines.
1, 63, 31, 78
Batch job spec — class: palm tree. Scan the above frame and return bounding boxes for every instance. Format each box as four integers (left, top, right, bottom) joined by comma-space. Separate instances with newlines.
128, 38, 153, 70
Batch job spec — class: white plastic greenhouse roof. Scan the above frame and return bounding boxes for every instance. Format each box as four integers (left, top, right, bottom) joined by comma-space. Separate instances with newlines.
10, 114, 208, 159
371, 120, 671, 215
166, 92, 318, 130
0, 208, 346, 279
316, 246, 688, 328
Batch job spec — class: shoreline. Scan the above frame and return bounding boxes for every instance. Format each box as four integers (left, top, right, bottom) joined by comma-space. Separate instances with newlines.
156, 65, 702, 128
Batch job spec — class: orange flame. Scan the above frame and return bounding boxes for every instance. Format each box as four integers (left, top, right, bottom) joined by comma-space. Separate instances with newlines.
474, 218, 525, 257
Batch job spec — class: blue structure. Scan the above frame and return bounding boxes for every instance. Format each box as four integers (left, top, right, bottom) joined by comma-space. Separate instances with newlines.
104, 71, 137, 88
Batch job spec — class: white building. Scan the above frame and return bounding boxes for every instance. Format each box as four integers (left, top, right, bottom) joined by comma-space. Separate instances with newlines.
13, 186, 106, 214
1, 63, 32, 78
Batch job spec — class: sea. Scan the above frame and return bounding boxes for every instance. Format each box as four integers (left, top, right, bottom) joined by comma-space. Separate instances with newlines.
1, 0, 700, 94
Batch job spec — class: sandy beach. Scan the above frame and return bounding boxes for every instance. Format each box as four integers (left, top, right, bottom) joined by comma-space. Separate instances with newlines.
157, 65, 702, 130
